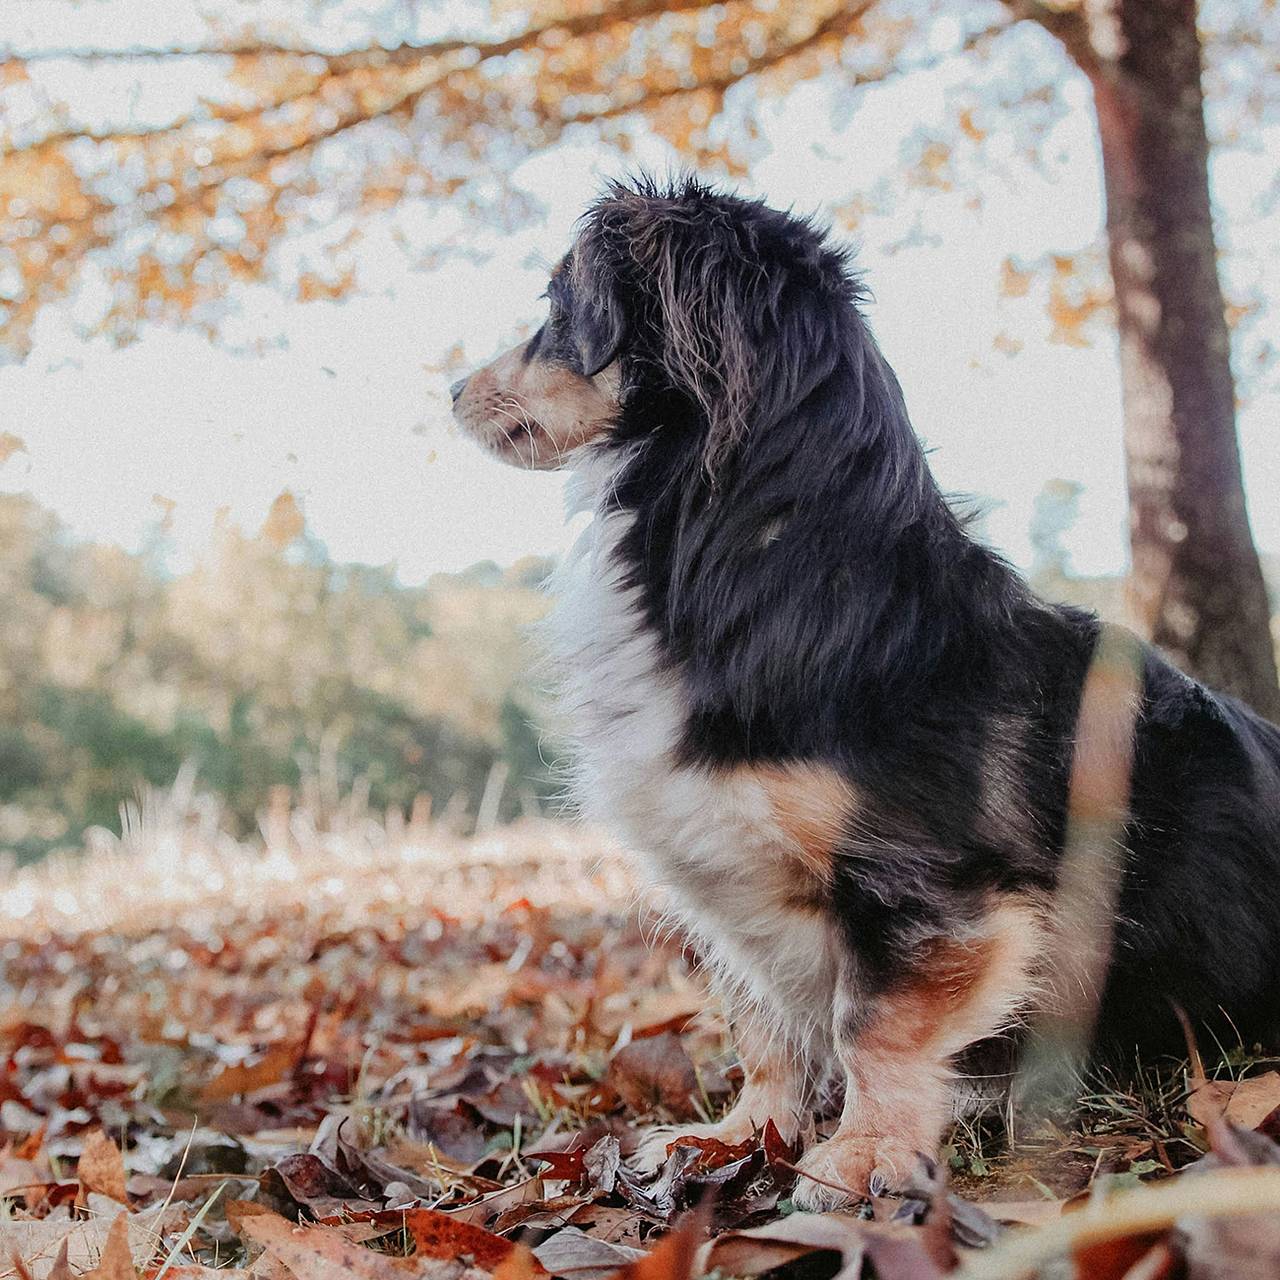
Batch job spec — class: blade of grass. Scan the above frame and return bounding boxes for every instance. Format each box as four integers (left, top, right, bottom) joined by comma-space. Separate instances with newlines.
152, 1179, 229, 1279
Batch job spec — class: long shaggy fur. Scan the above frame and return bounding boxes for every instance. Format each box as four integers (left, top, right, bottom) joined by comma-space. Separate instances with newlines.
454, 175, 1280, 1198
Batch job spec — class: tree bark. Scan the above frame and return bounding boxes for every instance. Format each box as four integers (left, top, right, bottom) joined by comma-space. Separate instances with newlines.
1071, 0, 1279, 717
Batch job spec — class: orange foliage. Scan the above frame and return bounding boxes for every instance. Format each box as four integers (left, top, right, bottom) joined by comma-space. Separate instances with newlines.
0, 0, 1011, 358
0, 1, 1272, 360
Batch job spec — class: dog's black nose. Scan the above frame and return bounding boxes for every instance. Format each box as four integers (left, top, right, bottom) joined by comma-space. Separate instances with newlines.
450, 376, 469, 404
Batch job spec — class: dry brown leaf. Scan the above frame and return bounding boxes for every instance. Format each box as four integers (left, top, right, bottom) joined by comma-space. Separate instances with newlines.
491, 1246, 543, 1280
225, 1199, 276, 1237
0, 1155, 47, 1202
80, 1216, 135, 1280
695, 1212, 865, 1278
444, 1178, 546, 1226
1187, 1072, 1280, 1132
532, 1229, 646, 1280
389, 1209, 538, 1271
607, 1034, 700, 1120
1072, 1230, 1167, 1280
0, 1215, 157, 1280
610, 1207, 708, 1280
200, 1044, 298, 1103
145, 1271, 256, 1279
78, 1131, 129, 1205
240, 1212, 421, 1279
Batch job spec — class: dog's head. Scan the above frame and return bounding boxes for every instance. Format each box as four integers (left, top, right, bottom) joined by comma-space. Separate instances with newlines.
451, 176, 859, 475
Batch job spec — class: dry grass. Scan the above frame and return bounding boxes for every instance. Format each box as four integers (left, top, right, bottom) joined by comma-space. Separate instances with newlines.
0, 770, 633, 942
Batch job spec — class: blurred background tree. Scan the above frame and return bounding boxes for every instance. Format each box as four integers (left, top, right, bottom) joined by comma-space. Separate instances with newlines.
0, 489, 554, 862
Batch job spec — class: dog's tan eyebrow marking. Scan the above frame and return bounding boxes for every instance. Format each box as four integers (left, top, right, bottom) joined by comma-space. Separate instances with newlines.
739, 762, 857, 882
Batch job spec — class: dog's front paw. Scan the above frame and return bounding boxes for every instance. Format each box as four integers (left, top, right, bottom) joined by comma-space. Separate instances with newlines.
628, 1120, 737, 1176
790, 1134, 918, 1212
628, 1124, 683, 1176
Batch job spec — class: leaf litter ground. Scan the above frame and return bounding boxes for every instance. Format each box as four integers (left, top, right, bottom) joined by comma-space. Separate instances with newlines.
4, 805, 1280, 1279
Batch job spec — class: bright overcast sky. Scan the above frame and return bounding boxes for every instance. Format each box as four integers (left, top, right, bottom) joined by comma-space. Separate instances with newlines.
1, 4, 1277, 583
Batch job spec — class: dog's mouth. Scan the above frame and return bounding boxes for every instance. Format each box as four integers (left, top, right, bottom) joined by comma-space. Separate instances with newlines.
452, 390, 563, 471
451, 344, 621, 471
480, 407, 560, 470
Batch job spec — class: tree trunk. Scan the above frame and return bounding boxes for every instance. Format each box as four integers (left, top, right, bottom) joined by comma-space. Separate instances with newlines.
1068, 0, 1279, 718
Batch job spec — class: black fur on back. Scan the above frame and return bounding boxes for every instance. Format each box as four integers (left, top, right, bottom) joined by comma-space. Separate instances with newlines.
560, 175, 1280, 1059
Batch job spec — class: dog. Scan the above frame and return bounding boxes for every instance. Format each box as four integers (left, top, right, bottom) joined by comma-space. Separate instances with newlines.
451, 176, 1280, 1208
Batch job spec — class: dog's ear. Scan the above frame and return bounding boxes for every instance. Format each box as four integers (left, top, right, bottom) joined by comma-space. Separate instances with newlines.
566, 236, 626, 378
572, 290, 625, 378
624, 191, 843, 477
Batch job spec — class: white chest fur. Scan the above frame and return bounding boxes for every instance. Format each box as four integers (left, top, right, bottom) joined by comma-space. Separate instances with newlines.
544, 459, 840, 1053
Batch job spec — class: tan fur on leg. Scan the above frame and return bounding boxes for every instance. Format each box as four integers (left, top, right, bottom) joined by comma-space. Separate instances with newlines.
792, 899, 1043, 1210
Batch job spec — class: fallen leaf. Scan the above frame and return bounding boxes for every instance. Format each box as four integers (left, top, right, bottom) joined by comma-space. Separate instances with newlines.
491, 1246, 543, 1280
583, 1136, 623, 1193
240, 1212, 420, 1279
267, 1151, 374, 1216
200, 1045, 298, 1103
861, 1229, 951, 1280
761, 1119, 797, 1169
533, 1229, 645, 1280
666, 1134, 754, 1174
77, 1131, 129, 1205
1073, 1231, 1167, 1280
607, 1036, 700, 1121
1187, 1073, 1280, 1132
616, 1143, 703, 1222
81, 1216, 135, 1280
398, 1209, 536, 1271
0, 1214, 156, 1280
443, 1178, 546, 1226
528, 1148, 587, 1181
610, 1205, 709, 1280
696, 1213, 865, 1278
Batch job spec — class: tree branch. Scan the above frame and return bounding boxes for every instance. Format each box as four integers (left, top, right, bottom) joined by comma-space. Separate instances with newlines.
561, 8, 1011, 127
0, 0, 718, 70
9, 82, 326, 154
3, 0, 722, 155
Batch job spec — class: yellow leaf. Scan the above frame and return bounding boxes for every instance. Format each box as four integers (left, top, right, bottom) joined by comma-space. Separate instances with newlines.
958, 107, 986, 142
77, 1129, 129, 1205
999, 257, 1032, 299
0, 432, 27, 465
260, 490, 305, 549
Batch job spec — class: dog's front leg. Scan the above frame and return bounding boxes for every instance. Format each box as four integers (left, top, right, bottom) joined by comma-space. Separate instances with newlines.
630, 1000, 813, 1173
792, 900, 1041, 1210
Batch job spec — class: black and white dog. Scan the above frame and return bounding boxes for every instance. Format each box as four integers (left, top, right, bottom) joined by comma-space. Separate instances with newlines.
451, 176, 1280, 1208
